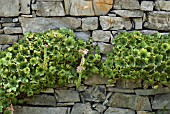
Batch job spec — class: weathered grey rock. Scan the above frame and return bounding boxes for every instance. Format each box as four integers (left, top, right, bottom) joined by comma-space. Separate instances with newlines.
77, 85, 87, 92
84, 74, 108, 85
113, 10, 144, 17
2, 23, 20, 27
144, 11, 170, 31
37, 0, 63, 1
100, 16, 132, 30
156, 1, 170, 11
71, 103, 99, 114
107, 93, 151, 111
156, 110, 170, 114
19, 17, 81, 33
113, 0, 140, 10
41, 88, 54, 93
0, 29, 3, 34
108, 13, 117, 17
82, 17, 98, 30
14, 106, 68, 114
4, 27, 22, 34
139, 30, 158, 35
0, 0, 19, 17
1, 18, 13, 23
94, 104, 107, 113
55, 90, 80, 102
13, 18, 19, 23
56, 103, 75, 106
141, 1, 154, 11
98, 43, 113, 54
26, 94, 56, 106
133, 18, 143, 29
1, 45, 10, 50
92, 30, 112, 42
36, 1, 65, 16
152, 93, 170, 109
137, 111, 155, 114
104, 107, 135, 114
135, 87, 170, 95
31, 4, 38, 10
75, 31, 91, 41
107, 87, 135, 93
0, 35, 18, 44
19, 0, 31, 14
64, 0, 71, 15
116, 79, 142, 89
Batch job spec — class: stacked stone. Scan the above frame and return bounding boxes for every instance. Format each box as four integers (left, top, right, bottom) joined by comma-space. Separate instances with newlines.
13, 75, 170, 114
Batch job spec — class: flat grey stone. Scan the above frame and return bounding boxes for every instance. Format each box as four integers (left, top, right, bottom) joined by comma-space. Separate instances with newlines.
98, 43, 113, 54
133, 18, 143, 30
41, 88, 54, 94
14, 106, 68, 114
113, 10, 144, 17
13, 18, 19, 22
26, 94, 56, 106
107, 93, 151, 111
139, 30, 158, 35
152, 93, 170, 109
82, 17, 98, 30
75, 31, 91, 41
0, 0, 19, 17
135, 87, 170, 95
0, 35, 18, 44
141, 1, 154, 11
84, 74, 108, 85
104, 107, 135, 114
4, 27, 22, 34
94, 104, 107, 113
36, 1, 65, 16
0, 29, 3, 34
100, 16, 132, 30
156, 110, 170, 114
92, 30, 112, 42
144, 11, 170, 31
55, 90, 80, 102
71, 103, 99, 114
137, 111, 155, 114
2, 23, 20, 27
107, 87, 135, 93
1, 45, 10, 50
116, 79, 142, 89
1, 18, 13, 23
156, 1, 170, 11
19, 17, 81, 33
113, 0, 140, 10
20, 0, 31, 14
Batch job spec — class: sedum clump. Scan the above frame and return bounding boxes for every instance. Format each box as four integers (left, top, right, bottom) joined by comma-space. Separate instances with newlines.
104, 31, 170, 88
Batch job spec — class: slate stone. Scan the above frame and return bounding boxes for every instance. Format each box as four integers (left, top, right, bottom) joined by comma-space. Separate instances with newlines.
1, 45, 10, 50
94, 104, 107, 113
116, 79, 142, 89
0, 35, 18, 44
137, 111, 155, 114
0, 0, 19, 17
113, 10, 144, 17
55, 90, 80, 102
152, 93, 170, 109
41, 88, 54, 94
133, 18, 143, 30
84, 74, 108, 85
14, 106, 68, 114
141, 1, 154, 11
4, 27, 22, 34
75, 31, 91, 41
100, 16, 132, 30
135, 87, 170, 95
107, 93, 151, 111
36, 1, 65, 16
82, 17, 98, 31
19, 17, 81, 33
156, 1, 170, 11
26, 94, 56, 106
98, 43, 113, 54
1, 18, 13, 23
107, 87, 135, 93
0, 29, 3, 34
92, 30, 112, 42
64, 0, 71, 15
20, 0, 31, 14
104, 107, 135, 114
156, 110, 170, 114
2, 23, 21, 27
71, 103, 99, 114
139, 30, 158, 35
144, 11, 170, 31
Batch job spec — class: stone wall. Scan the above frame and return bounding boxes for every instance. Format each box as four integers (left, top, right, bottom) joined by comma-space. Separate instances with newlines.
13, 75, 170, 114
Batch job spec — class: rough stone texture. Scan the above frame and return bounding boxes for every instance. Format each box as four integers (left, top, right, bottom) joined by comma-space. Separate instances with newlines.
75, 31, 91, 41
41, 88, 54, 93
4, 27, 22, 34
94, 104, 107, 113
14, 106, 68, 114
113, 0, 140, 9
64, 0, 71, 15
0, 0, 19, 17
107, 87, 135, 93
82, 17, 98, 31
0, 29, 3, 34
156, 1, 170, 11
139, 30, 158, 35
2, 23, 20, 27
116, 79, 142, 89
133, 18, 143, 29
135, 87, 170, 95
71, 103, 99, 114
84, 74, 108, 85
141, 1, 154, 11
100, 16, 132, 30
107, 93, 151, 111
98, 43, 113, 54
1, 45, 10, 50
104, 107, 135, 114
113, 10, 144, 17
0, 35, 18, 44
19, 17, 81, 33
156, 110, 170, 114
26, 94, 56, 106
152, 93, 170, 109
20, 0, 31, 14
55, 90, 80, 102
0, 18, 13, 23
92, 30, 112, 42
144, 11, 170, 31
36, 1, 65, 16
137, 111, 155, 114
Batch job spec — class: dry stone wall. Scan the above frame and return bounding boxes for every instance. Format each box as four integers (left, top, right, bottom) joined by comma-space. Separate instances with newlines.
0, 0, 170, 114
